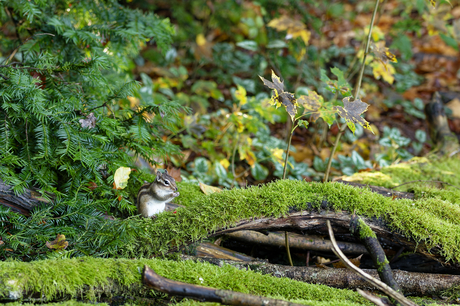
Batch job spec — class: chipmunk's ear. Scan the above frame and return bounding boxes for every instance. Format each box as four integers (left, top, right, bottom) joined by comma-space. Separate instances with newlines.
156, 171, 162, 180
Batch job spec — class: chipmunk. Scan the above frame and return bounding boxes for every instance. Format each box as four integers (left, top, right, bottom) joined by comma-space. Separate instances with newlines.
137, 170, 179, 217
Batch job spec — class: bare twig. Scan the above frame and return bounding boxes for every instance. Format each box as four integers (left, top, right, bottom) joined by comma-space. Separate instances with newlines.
326, 220, 418, 306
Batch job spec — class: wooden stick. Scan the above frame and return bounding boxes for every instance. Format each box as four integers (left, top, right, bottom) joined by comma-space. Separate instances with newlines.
142, 265, 308, 306
326, 221, 418, 306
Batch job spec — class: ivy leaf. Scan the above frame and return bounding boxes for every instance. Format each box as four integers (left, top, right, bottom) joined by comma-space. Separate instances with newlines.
251, 163, 268, 181
259, 70, 297, 121
336, 97, 373, 134
46, 234, 69, 250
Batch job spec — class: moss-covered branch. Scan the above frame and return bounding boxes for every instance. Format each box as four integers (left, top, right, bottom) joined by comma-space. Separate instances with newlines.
0, 257, 367, 305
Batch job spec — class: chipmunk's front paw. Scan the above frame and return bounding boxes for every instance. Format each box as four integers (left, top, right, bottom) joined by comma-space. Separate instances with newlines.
172, 192, 180, 198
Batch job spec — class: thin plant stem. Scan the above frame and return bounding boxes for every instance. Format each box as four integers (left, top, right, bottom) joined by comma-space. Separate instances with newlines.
282, 130, 293, 179
285, 230, 294, 266
283, 121, 295, 267
323, 0, 380, 182
354, 0, 379, 100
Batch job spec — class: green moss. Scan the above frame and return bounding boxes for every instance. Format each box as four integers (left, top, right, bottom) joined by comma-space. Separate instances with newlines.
174, 298, 368, 306
0, 257, 368, 305
175, 182, 207, 207
343, 157, 460, 204
5, 302, 108, 306
357, 218, 377, 239
127, 178, 460, 264
377, 258, 390, 273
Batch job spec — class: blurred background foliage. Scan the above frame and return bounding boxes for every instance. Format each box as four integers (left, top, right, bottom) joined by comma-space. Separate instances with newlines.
1, 0, 460, 260
126, 0, 459, 186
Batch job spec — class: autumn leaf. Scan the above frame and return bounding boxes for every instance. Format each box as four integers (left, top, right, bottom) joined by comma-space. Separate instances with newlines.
298, 91, 336, 126
371, 41, 397, 67
298, 91, 322, 121
235, 85, 247, 105
267, 15, 311, 46
259, 70, 297, 121
371, 60, 396, 84
336, 97, 373, 134
113, 167, 132, 190
333, 254, 362, 268
199, 182, 222, 195
46, 234, 68, 250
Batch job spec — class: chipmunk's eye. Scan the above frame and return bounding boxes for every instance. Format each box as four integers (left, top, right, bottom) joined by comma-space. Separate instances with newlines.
164, 180, 170, 185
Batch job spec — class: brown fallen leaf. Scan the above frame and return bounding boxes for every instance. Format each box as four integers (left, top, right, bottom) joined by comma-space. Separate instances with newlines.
333, 254, 363, 268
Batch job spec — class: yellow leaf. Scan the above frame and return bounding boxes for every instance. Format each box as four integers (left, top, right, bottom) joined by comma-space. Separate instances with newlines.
267, 15, 310, 45
271, 148, 284, 164
220, 158, 230, 170
371, 60, 396, 84
114, 167, 132, 190
196, 34, 206, 46
364, 26, 384, 42
127, 96, 140, 108
199, 182, 222, 195
235, 85, 247, 105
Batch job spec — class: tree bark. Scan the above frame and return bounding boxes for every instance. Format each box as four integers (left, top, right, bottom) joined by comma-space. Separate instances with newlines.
226, 230, 369, 255
182, 256, 460, 296
350, 215, 402, 293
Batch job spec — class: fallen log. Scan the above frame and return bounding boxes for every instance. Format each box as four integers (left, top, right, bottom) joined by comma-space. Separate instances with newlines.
181, 256, 460, 296
225, 230, 369, 255
208, 210, 451, 270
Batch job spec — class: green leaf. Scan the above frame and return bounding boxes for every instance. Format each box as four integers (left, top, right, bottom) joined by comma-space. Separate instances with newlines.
266, 40, 288, 49
330, 67, 352, 96
391, 34, 413, 61
320, 68, 351, 96
194, 157, 209, 174
313, 156, 326, 172
440, 34, 459, 51
214, 162, 227, 179
236, 40, 259, 52
251, 163, 268, 181
415, 129, 427, 143
297, 120, 309, 129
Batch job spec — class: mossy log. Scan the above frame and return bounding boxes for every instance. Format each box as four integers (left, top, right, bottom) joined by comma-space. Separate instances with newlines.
143, 265, 307, 306
182, 256, 460, 296
0, 257, 368, 305
207, 209, 450, 269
